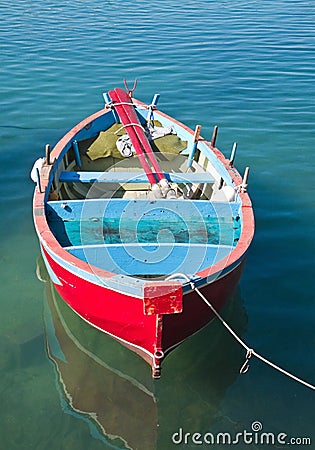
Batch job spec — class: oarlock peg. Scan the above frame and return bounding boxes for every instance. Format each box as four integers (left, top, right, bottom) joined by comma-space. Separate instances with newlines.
239, 166, 250, 193
45, 144, 51, 165
210, 125, 218, 148
229, 142, 237, 167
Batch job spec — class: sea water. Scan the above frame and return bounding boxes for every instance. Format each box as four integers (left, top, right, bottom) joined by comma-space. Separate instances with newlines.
1, 1, 315, 449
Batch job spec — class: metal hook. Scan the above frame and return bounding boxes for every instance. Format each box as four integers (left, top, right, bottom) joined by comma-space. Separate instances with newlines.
124, 78, 138, 98
240, 349, 253, 374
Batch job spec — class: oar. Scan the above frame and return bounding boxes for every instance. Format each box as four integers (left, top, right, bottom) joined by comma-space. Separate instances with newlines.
113, 88, 167, 183
109, 89, 159, 185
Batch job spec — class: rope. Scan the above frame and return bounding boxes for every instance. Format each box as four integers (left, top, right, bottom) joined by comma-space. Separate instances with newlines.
106, 101, 136, 111
166, 273, 315, 391
114, 123, 144, 135
111, 101, 136, 108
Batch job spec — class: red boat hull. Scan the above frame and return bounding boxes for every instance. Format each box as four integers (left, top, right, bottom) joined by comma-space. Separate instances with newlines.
43, 246, 245, 376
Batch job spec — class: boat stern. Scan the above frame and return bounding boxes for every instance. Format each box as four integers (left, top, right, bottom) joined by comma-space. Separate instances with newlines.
143, 281, 183, 378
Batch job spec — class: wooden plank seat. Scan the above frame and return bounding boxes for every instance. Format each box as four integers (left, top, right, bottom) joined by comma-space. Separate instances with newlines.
59, 171, 216, 184
46, 198, 241, 221
46, 198, 241, 251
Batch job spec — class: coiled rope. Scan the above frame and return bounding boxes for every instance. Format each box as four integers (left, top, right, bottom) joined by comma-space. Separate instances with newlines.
166, 273, 315, 391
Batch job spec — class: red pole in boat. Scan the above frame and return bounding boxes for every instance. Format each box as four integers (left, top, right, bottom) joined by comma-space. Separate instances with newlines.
113, 88, 165, 183
109, 89, 158, 185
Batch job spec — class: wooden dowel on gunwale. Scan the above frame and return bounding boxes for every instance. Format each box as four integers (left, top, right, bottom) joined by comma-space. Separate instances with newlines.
229, 142, 237, 167
211, 125, 218, 148
186, 124, 202, 169
240, 166, 250, 192
45, 144, 51, 165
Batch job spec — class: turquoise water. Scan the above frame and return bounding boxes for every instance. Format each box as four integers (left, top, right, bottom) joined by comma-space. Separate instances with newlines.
1, 0, 315, 449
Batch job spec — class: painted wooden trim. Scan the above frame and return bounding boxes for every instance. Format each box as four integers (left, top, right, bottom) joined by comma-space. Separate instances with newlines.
59, 170, 215, 184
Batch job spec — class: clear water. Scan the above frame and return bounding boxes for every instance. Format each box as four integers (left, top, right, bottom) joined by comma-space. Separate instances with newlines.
1, 1, 315, 449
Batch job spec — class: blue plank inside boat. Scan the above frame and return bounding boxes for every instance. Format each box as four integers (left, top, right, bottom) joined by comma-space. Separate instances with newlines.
46, 199, 241, 249
64, 243, 235, 276
59, 171, 216, 184
46, 198, 240, 221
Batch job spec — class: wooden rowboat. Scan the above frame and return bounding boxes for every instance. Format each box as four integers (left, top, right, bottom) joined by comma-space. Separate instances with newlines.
32, 85, 254, 377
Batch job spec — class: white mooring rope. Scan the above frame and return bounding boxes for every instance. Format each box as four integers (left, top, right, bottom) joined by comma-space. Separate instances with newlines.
166, 273, 315, 391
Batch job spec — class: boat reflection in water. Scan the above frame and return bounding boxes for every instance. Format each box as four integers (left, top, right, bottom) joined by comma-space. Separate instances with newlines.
38, 256, 248, 450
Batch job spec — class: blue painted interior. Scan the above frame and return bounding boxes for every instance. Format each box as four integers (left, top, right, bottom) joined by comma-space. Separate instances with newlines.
46, 198, 241, 221
46, 198, 241, 273
59, 171, 216, 184
65, 243, 235, 276
45, 110, 116, 201
45, 104, 243, 275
